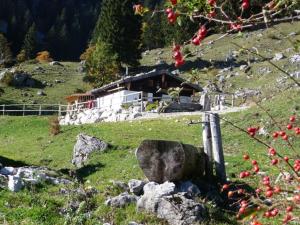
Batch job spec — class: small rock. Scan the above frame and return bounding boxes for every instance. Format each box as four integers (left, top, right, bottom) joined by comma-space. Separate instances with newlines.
128, 179, 146, 196
177, 181, 201, 197
272, 53, 284, 61
8, 175, 23, 192
113, 180, 129, 192
0, 167, 16, 176
37, 90, 46, 96
49, 61, 63, 66
105, 192, 138, 208
290, 54, 300, 63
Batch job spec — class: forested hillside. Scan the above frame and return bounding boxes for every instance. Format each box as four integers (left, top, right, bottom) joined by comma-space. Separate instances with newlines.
0, 0, 101, 60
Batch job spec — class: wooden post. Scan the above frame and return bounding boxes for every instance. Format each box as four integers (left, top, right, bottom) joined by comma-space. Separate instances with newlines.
209, 113, 226, 182
58, 105, 62, 117
231, 94, 235, 107
202, 113, 213, 178
39, 105, 42, 116
23, 105, 25, 116
2, 105, 4, 116
140, 92, 143, 113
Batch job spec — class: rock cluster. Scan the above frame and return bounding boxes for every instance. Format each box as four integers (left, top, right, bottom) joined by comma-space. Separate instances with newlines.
72, 133, 108, 167
105, 180, 207, 225
0, 69, 36, 87
59, 106, 142, 125
0, 166, 71, 192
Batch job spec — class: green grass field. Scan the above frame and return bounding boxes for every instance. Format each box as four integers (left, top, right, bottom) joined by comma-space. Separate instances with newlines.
0, 88, 300, 224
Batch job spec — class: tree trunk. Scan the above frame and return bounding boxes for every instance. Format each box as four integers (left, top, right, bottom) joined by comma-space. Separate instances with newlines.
136, 140, 205, 183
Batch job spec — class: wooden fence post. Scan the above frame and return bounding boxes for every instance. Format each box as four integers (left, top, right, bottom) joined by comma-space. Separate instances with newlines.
23, 105, 25, 116
39, 105, 42, 116
58, 105, 62, 117
202, 113, 213, 178
209, 113, 226, 182
2, 105, 4, 116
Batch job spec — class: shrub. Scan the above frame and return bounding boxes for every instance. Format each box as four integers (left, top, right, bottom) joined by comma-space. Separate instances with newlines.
146, 101, 159, 111
49, 117, 60, 136
0, 71, 14, 86
36, 51, 53, 63
16, 50, 27, 63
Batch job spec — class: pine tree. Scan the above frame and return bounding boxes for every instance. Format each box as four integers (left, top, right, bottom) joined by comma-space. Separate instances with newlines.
0, 34, 13, 68
92, 0, 142, 67
22, 23, 38, 59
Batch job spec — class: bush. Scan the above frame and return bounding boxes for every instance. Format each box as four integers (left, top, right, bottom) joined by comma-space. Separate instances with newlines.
85, 41, 120, 87
49, 117, 60, 136
16, 50, 26, 63
36, 51, 53, 63
0, 71, 14, 86
146, 101, 159, 111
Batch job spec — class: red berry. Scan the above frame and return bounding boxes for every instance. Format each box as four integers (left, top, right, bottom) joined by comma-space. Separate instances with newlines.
271, 159, 279, 165
172, 44, 181, 52
265, 190, 273, 197
207, 10, 216, 18
243, 154, 250, 160
222, 184, 229, 191
198, 26, 207, 39
287, 124, 293, 130
251, 160, 258, 165
239, 207, 246, 214
271, 208, 279, 217
242, 1, 250, 10
272, 132, 279, 138
192, 37, 201, 46
173, 51, 182, 60
228, 191, 234, 198
294, 194, 300, 203
274, 186, 281, 193
165, 8, 172, 14
237, 189, 244, 194
175, 59, 185, 67
264, 211, 271, 217
170, 0, 177, 5
268, 148, 276, 156
286, 206, 293, 212
279, 131, 286, 136
284, 156, 289, 162
282, 134, 288, 141
255, 188, 262, 194
240, 200, 248, 208
239, 172, 246, 178
290, 115, 296, 122
253, 165, 259, 173
207, 0, 216, 6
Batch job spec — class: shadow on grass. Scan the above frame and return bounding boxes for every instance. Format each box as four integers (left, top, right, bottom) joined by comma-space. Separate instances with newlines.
0, 156, 30, 167
59, 162, 105, 183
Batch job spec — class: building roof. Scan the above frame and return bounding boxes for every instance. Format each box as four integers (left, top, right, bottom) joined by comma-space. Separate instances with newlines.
89, 69, 203, 95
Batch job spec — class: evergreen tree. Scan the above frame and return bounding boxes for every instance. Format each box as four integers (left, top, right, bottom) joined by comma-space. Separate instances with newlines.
0, 33, 13, 67
92, 0, 142, 67
22, 23, 38, 59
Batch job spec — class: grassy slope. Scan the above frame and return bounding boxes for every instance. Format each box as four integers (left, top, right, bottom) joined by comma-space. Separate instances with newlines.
0, 21, 300, 224
1, 88, 300, 224
0, 62, 92, 105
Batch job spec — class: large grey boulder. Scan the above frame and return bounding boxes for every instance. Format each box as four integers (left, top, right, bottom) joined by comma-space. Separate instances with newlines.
137, 182, 206, 225
72, 133, 108, 167
105, 192, 138, 208
136, 140, 205, 183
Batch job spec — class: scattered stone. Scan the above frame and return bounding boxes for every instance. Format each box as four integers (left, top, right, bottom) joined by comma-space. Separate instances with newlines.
137, 182, 206, 225
128, 222, 142, 225
291, 71, 300, 79
128, 179, 146, 196
177, 181, 201, 197
272, 53, 284, 61
105, 192, 138, 208
112, 180, 129, 192
0, 167, 16, 175
37, 90, 46, 96
290, 54, 300, 63
72, 133, 108, 167
8, 175, 23, 192
157, 51, 163, 55
49, 61, 63, 66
